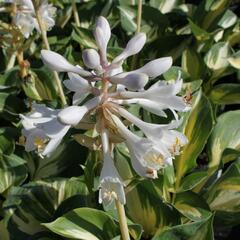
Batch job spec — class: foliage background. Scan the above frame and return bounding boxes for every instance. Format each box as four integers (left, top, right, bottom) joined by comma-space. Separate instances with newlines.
0, 0, 240, 239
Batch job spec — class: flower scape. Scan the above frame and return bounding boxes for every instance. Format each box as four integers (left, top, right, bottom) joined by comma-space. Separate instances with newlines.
20, 16, 189, 206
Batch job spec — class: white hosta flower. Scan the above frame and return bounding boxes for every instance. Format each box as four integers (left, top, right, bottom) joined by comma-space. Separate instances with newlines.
41, 50, 92, 77
116, 106, 187, 157
20, 103, 70, 157
112, 115, 170, 177
99, 156, 126, 206
12, 0, 56, 38
99, 129, 125, 206
114, 78, 187, 117
63, 73, 92, 105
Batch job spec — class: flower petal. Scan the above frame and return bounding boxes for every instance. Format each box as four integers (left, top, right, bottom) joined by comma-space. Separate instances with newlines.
94, 16, 111, 63
133, 57, 172, 78
58, 106, 88, 126
63, 73, 89, 92
41, 137, 62, 156
110, 73, 148, 90
36, 118, 70, 138
112, 33, 146, 64
82, 49, 101, 70
41, 50, 91, 76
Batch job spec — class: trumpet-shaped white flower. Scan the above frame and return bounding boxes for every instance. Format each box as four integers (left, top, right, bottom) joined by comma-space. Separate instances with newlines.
111, 115, 171, 177
113, 78, 187, 117
99, 129, 125, 206
21, 97, 100, 156
115, 106, 188, 158
12, 0, 56, 38
20, 103, 70, 157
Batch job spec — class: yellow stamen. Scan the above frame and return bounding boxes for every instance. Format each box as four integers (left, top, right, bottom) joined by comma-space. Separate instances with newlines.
144, 150, 164, 167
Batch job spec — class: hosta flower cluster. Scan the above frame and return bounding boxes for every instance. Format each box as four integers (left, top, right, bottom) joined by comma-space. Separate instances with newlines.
5, 0, 55, 38
21, 16, 189, 206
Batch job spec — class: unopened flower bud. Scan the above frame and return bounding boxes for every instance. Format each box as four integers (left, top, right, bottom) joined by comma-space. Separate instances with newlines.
110, 73, 148, 91
82, 49, 101, 70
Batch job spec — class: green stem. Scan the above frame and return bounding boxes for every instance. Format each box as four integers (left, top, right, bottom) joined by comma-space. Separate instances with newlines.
32, 1, 67, 106
115, 200, 131, 240
6, 51, 16, 70
131, 0, 142, 70
136, 0, 142, 34
72, 0, 80, 27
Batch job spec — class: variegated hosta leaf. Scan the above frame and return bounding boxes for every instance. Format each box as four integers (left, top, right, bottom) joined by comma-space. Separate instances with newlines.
166, 192, 214, 240
149, 0, 179, 14
174, 191, 211, 222
43, 208, 120, 240
0, 154, 27, 194
218, 10, 237, 29
3, 177, 89, 240
118, 5, 137, 33
181, 47, 204, 79
152, 214, 214, 240
228, 50, 240, 69
195, 0, 230, 30
209, 83, 240, 105
25, 139, 88, 180
205, 160, 240, 226
126, 180, 180, 237
207, 110, 240, 174
204, 42, 231, 71
177, 171, 208, 193
175, 90, 214, 190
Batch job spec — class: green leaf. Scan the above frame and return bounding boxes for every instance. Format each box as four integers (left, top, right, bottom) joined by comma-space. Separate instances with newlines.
3, 178, 89, 240
118, 5, 137, 33
207, 110, 240, 174
152, 214, 214, 240
206, 160, 240, 226
149, 0, 180, 14
43, 208, 119, 240
26, 139, 88, 180
0, 127, 16, 155
228, 50, 240, 69
126, 179, 180, 236
194, 0, 231, 30
174, 191, 211, 221
209, 83, 240, 105
175, 90, 214, 189
0, 220, 10, 240
163, 66, 191, 82
204, 42, 231, 70
0, 92, 24, 114
178, 171, 208, 192
182, 47, 204, 79
72, 26, 97, 49
0, 154, 27, 193
188, 19, 211, 41
218, 10, 237, 29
